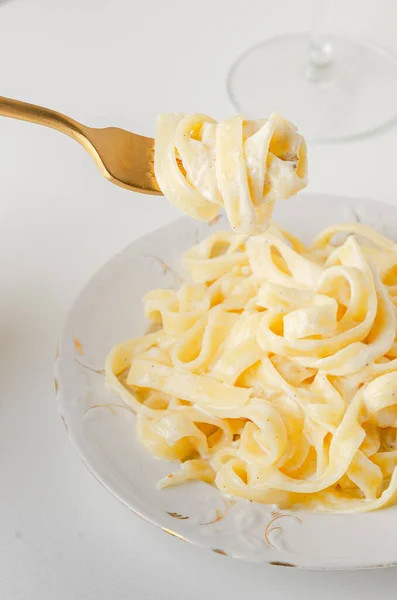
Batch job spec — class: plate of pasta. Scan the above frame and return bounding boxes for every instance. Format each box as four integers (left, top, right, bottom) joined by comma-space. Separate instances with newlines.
56, 192, 397, 570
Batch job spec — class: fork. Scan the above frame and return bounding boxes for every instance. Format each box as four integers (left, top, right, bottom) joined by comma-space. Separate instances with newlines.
0, 96, 162, 195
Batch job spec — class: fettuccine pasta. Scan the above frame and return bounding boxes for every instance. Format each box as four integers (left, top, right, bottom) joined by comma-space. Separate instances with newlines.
105, 222, 397, 513
154, 112, 307, 234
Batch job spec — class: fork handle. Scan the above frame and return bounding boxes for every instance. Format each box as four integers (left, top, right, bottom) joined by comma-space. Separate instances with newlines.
0, 95, 89, 145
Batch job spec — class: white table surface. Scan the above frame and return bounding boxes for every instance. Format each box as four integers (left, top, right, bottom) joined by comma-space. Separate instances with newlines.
2, 0, 397, 597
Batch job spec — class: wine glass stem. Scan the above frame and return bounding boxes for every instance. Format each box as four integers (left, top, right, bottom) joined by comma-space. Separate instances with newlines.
308, 0, 334, 79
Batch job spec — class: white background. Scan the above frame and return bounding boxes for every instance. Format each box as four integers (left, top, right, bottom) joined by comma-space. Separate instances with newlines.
1, 0, 397, 597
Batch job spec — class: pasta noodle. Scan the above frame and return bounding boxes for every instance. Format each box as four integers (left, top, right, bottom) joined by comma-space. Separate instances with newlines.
105, 222, 397, 513
154, 112, 307, 234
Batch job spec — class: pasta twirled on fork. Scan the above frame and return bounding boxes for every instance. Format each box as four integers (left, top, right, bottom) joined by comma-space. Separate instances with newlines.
154, 112, 307, 234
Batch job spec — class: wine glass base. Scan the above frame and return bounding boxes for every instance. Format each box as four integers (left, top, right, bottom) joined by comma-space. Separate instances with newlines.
227, 33, 397, 142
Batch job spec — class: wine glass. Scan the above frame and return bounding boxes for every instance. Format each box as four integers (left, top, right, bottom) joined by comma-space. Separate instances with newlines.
227, 0, 397, 142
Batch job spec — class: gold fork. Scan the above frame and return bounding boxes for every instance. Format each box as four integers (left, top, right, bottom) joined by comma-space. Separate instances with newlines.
0, 96, 162, 195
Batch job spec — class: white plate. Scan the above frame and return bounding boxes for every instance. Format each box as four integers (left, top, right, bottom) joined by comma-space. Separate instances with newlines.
55, 193, 397, 570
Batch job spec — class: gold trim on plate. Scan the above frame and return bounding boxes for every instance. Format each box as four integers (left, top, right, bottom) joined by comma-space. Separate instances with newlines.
162, 527, 187, 541
212, 548, 227, 555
